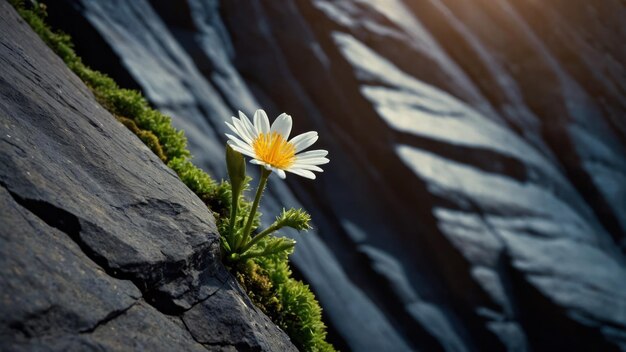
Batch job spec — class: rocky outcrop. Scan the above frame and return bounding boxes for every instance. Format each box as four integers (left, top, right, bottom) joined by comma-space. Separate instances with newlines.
0, 2, 296, 350
38, 0, 626, 351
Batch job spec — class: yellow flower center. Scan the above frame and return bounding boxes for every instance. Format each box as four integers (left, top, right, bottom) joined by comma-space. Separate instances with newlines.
252, 132, 296, 169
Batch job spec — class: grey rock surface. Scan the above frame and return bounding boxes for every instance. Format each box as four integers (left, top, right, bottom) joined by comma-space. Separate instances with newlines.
0, 1, 296, 350
42, 0, 626, 351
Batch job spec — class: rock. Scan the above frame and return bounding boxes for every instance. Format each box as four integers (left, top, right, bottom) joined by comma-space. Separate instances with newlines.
42, 0, 626, 351
0, 187, 141, 347
0, 1, 295, 350
182, 280, 295, 351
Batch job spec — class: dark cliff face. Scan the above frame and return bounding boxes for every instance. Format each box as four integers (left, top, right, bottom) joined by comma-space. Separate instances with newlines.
0, 2, 296, 351
38, 0, 626, 351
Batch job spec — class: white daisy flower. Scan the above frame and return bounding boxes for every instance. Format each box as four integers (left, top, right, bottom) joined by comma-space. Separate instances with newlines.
225, 109, 329, 179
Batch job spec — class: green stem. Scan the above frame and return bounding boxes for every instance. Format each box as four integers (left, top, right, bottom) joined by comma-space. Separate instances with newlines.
227, 183, 240, 250
241, 223, 281, 253
237, 247, 273, 262
236, 167, 271, 251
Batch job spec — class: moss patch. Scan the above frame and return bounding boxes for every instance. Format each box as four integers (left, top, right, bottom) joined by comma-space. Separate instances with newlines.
10, 1, 336, 350
115, 116, 167, 162
255, 253, 336, 352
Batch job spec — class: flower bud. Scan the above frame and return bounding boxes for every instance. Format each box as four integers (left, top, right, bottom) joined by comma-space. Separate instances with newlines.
226, 144, 246, 192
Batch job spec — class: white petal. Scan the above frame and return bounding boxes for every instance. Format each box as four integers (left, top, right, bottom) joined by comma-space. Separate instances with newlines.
227, 141, 256, 158
225, 134, 255, 154
273, 168, 287, 179
239, 111, 259, 138
225, 121, 240, 136
250, 159, 287, 178
250, 159, 274, 171
291, 164, 324, 172
232, 116, 253, 143
295, 149, 328, 159
286, 168, 316, 179
289, 131, 318, 152
295, 157, 330, 165
238, 111, 248, 119
225, 133, 251, 148
254, 109, 270, 134
270, 113, 292, 139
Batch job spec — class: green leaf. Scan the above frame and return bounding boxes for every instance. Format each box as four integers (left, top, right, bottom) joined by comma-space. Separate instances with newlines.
275, 208, 312, 232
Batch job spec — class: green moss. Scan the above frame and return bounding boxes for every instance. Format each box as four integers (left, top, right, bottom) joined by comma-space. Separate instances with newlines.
233, 254, 334, 352
234, 260, 282, 318
99, 88, 146, 119
116, 116, 167, 162
76, 65, 118, 91
11, 1, 336, 350
167, 157, 216, 202
96, 87, 190, 161
256, 253, 335, 352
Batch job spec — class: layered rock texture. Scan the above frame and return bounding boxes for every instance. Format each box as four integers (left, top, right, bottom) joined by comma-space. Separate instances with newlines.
2, 0, 625, 351
0, 2, 296, 350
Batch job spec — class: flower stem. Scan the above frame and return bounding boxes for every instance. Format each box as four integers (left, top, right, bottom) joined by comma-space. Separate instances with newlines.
227, 184, 239, 249
236, 167, 271, 251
